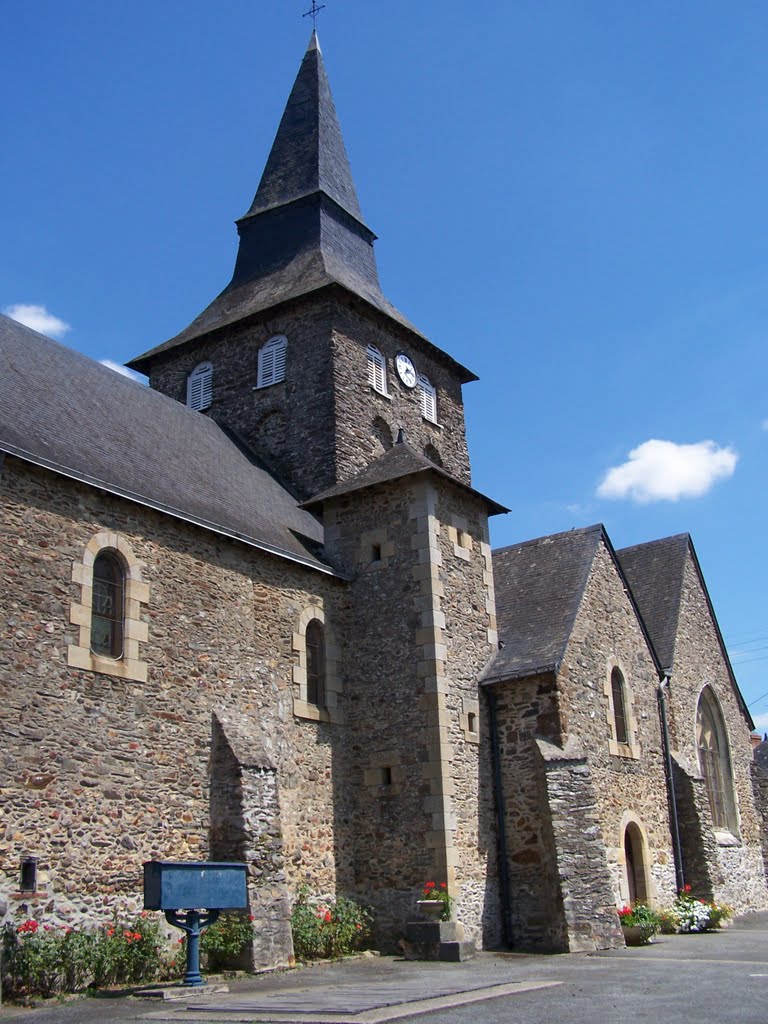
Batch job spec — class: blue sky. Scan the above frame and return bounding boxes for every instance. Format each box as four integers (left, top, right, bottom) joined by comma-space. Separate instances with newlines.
3, 1, 768, 725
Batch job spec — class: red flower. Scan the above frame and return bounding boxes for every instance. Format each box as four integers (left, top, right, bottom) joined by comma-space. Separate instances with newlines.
324, 910, 332, 923
425, 882, 435, 889
439, 883, 447, 889
683, 885, 692, 893
618, 906, 632, 918
17, 919, 38, 934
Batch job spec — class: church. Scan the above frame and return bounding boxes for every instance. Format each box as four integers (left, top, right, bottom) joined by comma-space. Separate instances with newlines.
2, 32, 766, 964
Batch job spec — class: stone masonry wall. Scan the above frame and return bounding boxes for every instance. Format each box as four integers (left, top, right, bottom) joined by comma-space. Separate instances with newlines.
750, 756, 768, 887
147, 291, 471, 502
557, 541, 677, 909
665, 551, 768, 913
0, 458, 348, 952
536, 738, 625, 952
434, 488, 499, 946
330, 301, 471, 486
147, 297, 338, 502
320, 473, 496, 948
491, 673, 567, 950
209, 712, 294, 969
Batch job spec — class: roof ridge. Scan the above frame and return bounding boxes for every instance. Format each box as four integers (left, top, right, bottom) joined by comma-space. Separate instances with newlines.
492, 523, 604, 556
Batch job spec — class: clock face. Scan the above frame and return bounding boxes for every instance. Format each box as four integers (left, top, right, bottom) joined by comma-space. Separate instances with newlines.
395, 352, 417, 389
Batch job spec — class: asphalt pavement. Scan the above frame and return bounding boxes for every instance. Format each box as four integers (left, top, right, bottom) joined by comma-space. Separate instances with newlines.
2, 912, 767, 1024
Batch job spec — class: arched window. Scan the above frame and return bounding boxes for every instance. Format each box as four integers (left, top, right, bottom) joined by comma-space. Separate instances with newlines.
611, 667, 629, 745
366, 345, 387, 395
418, 374, 437, 423
305, 619, 326, 707
187, 361, 213, 411
91, 551, 124, 658
696, 687, 737, 832
257, 335, 287, 388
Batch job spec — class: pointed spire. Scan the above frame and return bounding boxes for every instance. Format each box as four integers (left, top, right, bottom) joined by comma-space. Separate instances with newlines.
243, 35, 363, 224
308, 29, 321, 53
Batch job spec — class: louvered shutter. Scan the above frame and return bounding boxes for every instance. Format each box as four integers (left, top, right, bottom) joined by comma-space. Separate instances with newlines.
367, 346, 386, 394
187, 362, 213, 411
257, 336, 287, 388
419, 375, 437, 423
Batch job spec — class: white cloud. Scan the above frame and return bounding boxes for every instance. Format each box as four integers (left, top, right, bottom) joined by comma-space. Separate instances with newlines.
762, 419, 768, 432
597, 439, 738, 503
3, 303, 71, 339
751, 712, 768, 736
99, 359, 145, 383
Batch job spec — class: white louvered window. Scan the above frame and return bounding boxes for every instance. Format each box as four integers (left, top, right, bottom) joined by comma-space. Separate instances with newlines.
257, 335, 288, 388
367, 345, 387, 395
419, 374, 437, 423
187, 361, 213, 411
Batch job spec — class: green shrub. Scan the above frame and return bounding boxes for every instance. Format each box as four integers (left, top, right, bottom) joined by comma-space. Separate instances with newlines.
290, 886, 372, 961
2, 912, 172, 1000
173, 912, 255, 973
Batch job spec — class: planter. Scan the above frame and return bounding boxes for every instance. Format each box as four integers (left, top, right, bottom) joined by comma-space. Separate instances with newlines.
622, 924, 654, 946
416, 900, 445, 920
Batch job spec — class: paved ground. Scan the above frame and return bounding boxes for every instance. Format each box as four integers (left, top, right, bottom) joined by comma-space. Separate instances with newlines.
2, 913, 768, 1024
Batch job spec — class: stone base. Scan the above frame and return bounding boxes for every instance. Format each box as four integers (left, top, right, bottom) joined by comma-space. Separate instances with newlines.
401, 920, 476, 962
133, 983, 230, 1000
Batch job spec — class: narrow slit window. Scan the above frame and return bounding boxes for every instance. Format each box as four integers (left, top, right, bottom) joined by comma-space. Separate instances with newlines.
611, 667, 629, 745
20, 857, 38, 892
418, 375, 437, 423
467, 712, 477, 734
257, 335, 288, 388
305, 619, 326, 707
91, 551, 125, 659
187, 361, 213, 411
366, 345, 387, 395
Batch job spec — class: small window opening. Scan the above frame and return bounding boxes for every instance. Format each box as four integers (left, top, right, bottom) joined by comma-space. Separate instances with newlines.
20, 857, 38, 892
611, 667, 629, 745
467, 712, 477, 734
306, 619, 326, 707
371, 543, 382, 562
366, 345, 388, 395
380, 766, 392, 786
418, 375, 437, 423
257, 335, 288, 388
91, 551, 125, 658
187, 361, 213, 411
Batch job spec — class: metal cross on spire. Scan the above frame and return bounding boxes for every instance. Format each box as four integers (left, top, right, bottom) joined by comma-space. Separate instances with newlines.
303, 1, 326, 29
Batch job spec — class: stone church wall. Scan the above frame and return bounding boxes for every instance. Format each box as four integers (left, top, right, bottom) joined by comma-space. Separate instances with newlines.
147, 296, 339, 502
0, 457, 347, 940
557, 542, 677, 908
330, 301, 471, 486
490, 673, 567, 950
434, 487, 500, 947
147, 293, 472, 504
321, 474, 497, 948
665, 553, 768, 913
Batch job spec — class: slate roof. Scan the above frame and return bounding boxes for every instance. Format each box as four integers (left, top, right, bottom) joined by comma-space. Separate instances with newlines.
616, 535, 690, 673
246, 30, 364, 224
301, 440, 509, 516
128, 35, 477, 385
617, 534, 751, 724
482, 525, 605, 684
0, 314, 332, 574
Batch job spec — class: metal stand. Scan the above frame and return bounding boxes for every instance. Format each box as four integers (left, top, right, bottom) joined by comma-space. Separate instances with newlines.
165, 909, 221, 986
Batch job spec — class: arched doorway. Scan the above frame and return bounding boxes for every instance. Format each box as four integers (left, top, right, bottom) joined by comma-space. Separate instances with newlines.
624, 822, 648, 904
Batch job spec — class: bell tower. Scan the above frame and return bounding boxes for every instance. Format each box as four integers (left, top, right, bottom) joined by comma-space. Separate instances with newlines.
129, 33, 477, 501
